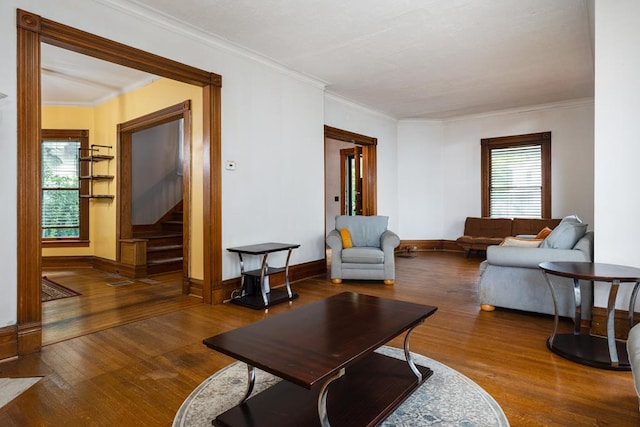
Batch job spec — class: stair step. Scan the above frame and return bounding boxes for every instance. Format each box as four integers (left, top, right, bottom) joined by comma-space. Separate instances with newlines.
147, 244, 182, 252
147, 257, 183, 275
148, 257, 183, 265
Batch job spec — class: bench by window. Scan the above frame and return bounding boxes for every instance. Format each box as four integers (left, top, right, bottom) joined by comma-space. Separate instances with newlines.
481, 132, 551, 218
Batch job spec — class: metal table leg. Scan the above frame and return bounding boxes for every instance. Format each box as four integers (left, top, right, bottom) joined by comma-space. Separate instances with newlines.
403, 322, 424, 382
607, 280, 621, 367
317, 368, 345, 427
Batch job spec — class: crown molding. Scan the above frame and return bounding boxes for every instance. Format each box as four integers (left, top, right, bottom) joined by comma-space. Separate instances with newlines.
441, 97, 594, 124
324, 91, 397, 122
95, 0, 326, 90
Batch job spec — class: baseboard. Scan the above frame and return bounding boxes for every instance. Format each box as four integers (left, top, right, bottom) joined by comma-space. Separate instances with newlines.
42, 255, 94, 269
17, 321, 41, 356
590, 307, 640, 340
188, 277, 204, 299
398, 239, 463, 252
0, 325, 18, 362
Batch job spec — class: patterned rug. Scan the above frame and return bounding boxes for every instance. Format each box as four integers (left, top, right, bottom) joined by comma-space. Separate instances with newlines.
42, 277, 81, 302
173, 346, 509, 426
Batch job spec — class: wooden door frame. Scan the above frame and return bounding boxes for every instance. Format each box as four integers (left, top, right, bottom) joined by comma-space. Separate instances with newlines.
117, 101, 192, 286
325, 125, 377, 216
16, 9, 222, 356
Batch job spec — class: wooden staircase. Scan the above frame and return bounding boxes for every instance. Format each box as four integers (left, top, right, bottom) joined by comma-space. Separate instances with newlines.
133, 202, 183, 276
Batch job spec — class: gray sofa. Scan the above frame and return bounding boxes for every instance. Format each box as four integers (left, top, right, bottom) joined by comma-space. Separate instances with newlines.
326, 215, 400, 284
478, 216, 594, 318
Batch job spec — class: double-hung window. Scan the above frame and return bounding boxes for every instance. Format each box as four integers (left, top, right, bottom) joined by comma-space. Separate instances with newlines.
41, 129, 89, 245
481, 132, 551, 218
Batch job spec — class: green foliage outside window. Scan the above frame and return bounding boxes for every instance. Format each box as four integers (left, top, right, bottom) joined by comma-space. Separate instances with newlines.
42, 141, 81, 238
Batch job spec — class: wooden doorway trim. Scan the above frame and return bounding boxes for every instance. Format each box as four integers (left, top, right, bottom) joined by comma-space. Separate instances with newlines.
16, 9, 222, 355
117, 101, 192, 286
324, 125, 377, 215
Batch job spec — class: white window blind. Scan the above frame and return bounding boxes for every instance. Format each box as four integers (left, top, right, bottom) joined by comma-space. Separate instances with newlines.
490, 144, 542, 218
42, 140, 81, 238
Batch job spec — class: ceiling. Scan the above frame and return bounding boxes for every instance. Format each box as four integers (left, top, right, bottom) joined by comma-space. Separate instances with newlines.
42, 0, 594, 119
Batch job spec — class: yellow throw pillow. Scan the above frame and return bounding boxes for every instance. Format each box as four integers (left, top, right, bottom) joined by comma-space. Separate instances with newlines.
340, 228, 353, 248
500, 236, 543, 248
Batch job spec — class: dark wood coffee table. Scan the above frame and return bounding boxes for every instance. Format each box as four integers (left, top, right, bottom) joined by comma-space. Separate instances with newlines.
203, 292, 438, 427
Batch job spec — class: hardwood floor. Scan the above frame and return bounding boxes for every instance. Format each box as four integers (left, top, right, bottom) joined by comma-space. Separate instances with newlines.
1, 252, 639, 425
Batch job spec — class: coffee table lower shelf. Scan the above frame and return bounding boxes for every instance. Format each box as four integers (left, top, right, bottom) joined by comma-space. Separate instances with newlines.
214, 351, 433, 427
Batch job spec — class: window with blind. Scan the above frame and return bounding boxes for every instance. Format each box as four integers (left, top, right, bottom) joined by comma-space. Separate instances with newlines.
481, 132, 551, 218
41, 129, 89, 244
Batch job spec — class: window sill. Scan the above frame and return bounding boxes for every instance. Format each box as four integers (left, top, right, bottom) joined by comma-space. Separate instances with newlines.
42, 239, 90, 248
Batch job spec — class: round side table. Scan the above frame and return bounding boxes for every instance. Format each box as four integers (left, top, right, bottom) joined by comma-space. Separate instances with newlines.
539, 261, 640, 370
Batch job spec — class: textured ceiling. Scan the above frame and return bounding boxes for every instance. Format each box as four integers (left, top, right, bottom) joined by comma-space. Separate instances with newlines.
43, 0, 595, 119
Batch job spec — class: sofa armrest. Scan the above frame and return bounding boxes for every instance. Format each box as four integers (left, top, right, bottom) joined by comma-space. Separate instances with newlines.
380, 230, 400, 251
486, 245, 591, 269
326, 229, 343, 251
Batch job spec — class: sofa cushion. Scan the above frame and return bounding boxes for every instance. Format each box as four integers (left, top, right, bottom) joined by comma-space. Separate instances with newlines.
341, 247, 384, 264
540, 216, 587, 249
500, 236, 543, 247
335, 215, 388, 247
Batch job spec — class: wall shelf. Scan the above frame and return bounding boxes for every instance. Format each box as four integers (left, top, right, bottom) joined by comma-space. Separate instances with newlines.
79, 144, 114, 200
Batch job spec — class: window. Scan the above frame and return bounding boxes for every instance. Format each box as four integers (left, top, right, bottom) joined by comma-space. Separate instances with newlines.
41, 129, 89, 245
481, 132, 551, 218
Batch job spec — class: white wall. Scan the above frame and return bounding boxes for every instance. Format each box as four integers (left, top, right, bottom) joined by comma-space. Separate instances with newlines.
396, 101, 595, 242
324, 94, 400, 231
594, 0, 640, 310
0, 4, 17, 327
397, 121, 445, 239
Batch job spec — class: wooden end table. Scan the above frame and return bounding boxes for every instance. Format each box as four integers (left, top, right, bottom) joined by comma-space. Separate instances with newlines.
539, 261, 640, 370
227, 242, 300, 309
203, 292, 437, 426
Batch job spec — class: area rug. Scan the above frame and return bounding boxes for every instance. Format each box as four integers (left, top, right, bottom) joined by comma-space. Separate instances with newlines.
0, 377, 41, 409
42, 277, 81, 302
173, 346, 509, 426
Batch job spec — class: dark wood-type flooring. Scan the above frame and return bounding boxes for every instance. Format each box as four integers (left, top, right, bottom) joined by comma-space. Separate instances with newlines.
1, 252, 638, 425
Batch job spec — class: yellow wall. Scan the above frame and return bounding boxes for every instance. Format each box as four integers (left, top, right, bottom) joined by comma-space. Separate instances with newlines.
42, 78, 205, 280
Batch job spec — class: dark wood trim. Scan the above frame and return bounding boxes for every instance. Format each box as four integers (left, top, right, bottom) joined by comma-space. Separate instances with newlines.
188, 277, 204, 299
203, 82, 222, 304
324, 125, 376, 146
324, 125, 377, 216
42, 240, 90, 248
42, 256, 94, 269
481, 131, 551, 218
41, 128, 90, 243
399, 239, 465, 252
17, 9, 43, 356
17, 9, 222, 358
590, 306, 639, 340
0, 325, 18, 362
117, 101, 191, 287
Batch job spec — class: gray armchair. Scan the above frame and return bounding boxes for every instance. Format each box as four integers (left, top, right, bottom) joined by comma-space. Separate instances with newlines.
326, 215, 400, 285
